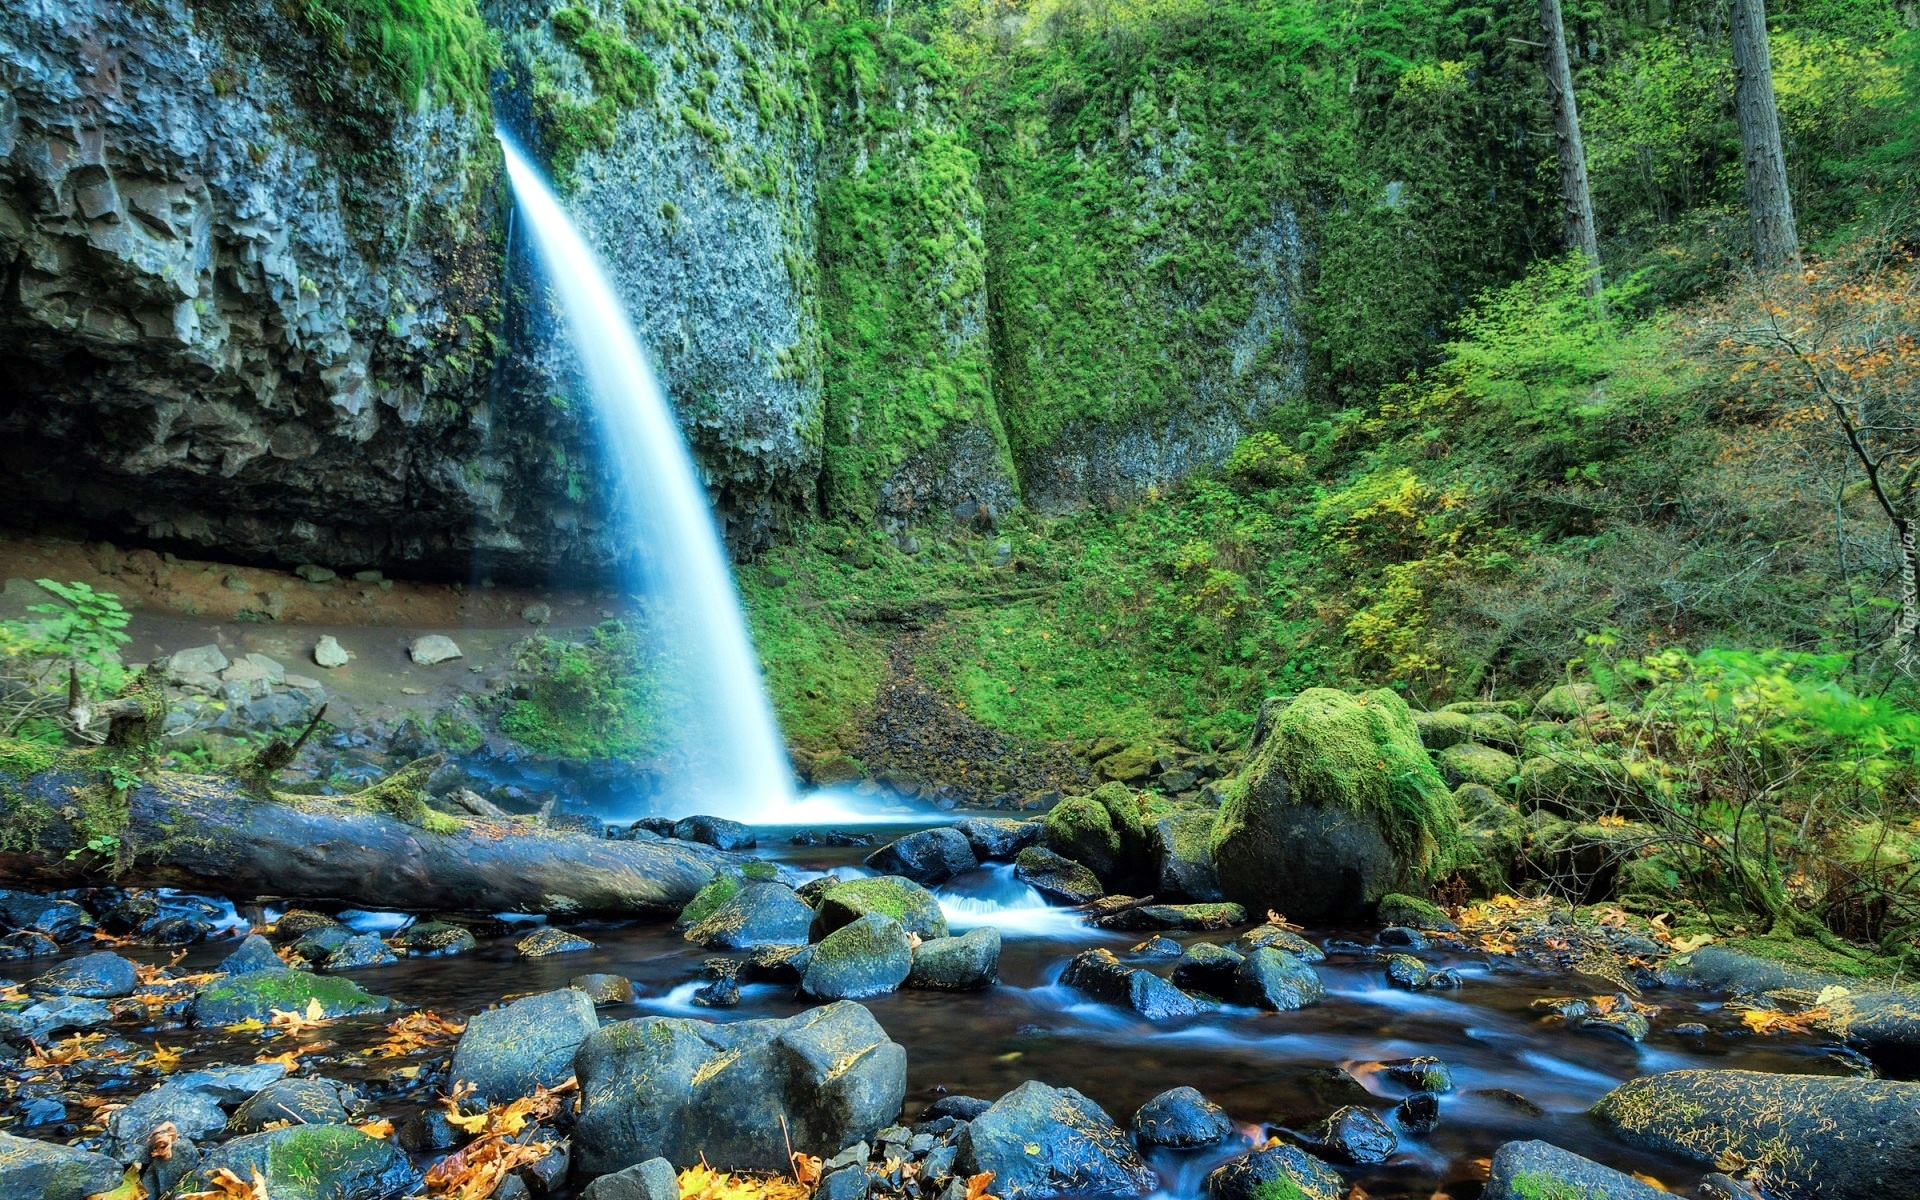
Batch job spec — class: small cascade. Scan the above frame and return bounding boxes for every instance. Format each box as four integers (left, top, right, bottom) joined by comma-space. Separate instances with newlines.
498, 136, 794, 821
937, 864, 1088, 938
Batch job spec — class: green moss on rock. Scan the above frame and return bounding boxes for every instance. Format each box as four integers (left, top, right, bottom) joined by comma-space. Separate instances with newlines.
193, 969, 393, 1027
1436, 742, 1518, 791
1412, 709, 1474, 750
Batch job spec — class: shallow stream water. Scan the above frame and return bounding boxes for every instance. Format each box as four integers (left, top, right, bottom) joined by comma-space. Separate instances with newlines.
109, 817, 1857, 1199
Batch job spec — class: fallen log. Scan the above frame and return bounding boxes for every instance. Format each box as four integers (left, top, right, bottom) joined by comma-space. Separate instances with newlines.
0, 745, 730, 917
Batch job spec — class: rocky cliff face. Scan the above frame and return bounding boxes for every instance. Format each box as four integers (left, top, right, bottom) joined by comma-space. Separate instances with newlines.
0, 0, 1313, 579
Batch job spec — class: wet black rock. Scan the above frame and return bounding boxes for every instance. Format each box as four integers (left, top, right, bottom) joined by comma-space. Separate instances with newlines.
954, 817, 1043, 861
517, 928, 597, 957
228, 1077, 352, 1133
1232, 923, 1326, 963
907, 927, 1001, 992
1384, 954, 1430, 989
956, 1080, 1155, 1200
0, 1131, 124, 1200
1097, 903, 1247, 933
217, 935, 286, 976
1132, 935, 1182, 958
190, 1125, 417, 1199
693, 976, 742, 1008
448, 988, 600, 1103
1482, 1140, 1667, 1199
1395, 1091, 1440, 1134
270, 909, 345, 943
1060, 949, 1206, 1020
391, 921, 478, 958
1378, 926, 1428, 948
29, 951, 139, 999
398, 1109, 462, 1153
582, 1157, 681, 1200
1234, 947, 1325, 1011
1171, 943, 1245, 994
574, 1001, 906, 1174
1151, 811, 1224, 902
1310, 1105, 1397, 1165
685, 882, 813, 950
631, 817, 677, 838
1576, 1008, 1650, 1042
0, 891, 93, 943
292, 925, 354, 961
1594, 1069, 1920, 1200
0, 930, 61, 959
924, 1096, 992, 1121
1130, 1086, 1234, 1150
1379, 1057, 1453, 1093
1011, 847, 1103, 905
741, 945, 813, 983
327, 933, 400, 970
810, 877, 948, 941
865, 828, 978, 886
801, 913, 915, 1001
789, 831, 875, 848
1204, 1143, 1344, 1200
671, 815, 757, 851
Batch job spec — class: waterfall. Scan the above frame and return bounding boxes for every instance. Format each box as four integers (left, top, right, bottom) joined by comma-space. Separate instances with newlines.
499, 135, 794, 822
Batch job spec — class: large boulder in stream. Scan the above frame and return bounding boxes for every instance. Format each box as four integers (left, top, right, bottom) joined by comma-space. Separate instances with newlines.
1041, 784, 1150, 888
449, 988, 600, 1102
1210, 689, 1461, 920
809, 876, 947, 940
906, 927, 1001, 991
1059, 949, 1206, 1020
684, 882, 813, 949
864, 828, 976, 885
956, 1081, 1155, 1200
1012, 847, 1103, 905
574, 1001, 906, 1175
0, 1132, 125, 1200
188, 1124, 417, 1200
955, 817, 1042, 860
800, 914, 915, 1000
1151, 810, 1224, 901
1592, 1070, 1920, 1200
1205, 1144, 1344, 1200
1482, 1141, 1667, 1200
192, 969, 391, 1026
1131, 1086, 1234, 1150
1233, 946, 1325, 1011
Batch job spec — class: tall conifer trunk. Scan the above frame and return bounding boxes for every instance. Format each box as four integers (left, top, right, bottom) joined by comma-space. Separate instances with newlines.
1730, 0, 1801, 268
1538, 0, 1603, 299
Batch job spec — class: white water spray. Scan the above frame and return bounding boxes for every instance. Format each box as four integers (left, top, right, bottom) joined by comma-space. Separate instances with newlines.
499, 136, 795, 821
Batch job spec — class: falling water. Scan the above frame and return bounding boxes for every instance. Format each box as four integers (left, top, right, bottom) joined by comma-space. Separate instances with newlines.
499, 135, 795, 821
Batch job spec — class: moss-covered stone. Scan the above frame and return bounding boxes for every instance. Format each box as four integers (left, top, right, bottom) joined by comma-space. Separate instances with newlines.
1376, 893, 1454, 932
192, 1123, 416, 1200
1517, 751, 1637, 817
1532, 683, 1601, 722
674, 869, 743, 930
1411, 709, 1474, 750
193, 969, 392, 1027
1466, 711, 1523, 752
1437, 742, 1519, 791
1593, 1070, 1920, 1200
1042, 794, 1126, 883
1211, 688, 1461, 919
810, 875, 948, 940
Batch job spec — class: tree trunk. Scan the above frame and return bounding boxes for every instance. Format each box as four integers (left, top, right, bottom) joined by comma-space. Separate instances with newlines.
1538, 0, 1603, 299
1730, 0, 1800, 269
0, 757, 731, 917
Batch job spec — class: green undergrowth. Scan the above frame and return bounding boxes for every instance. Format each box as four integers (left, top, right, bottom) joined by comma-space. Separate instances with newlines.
291, 0, 498, 110
498, 621, 673, 760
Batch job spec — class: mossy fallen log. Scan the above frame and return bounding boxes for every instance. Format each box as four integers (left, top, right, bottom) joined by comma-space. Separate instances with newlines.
0, 743, 729, 917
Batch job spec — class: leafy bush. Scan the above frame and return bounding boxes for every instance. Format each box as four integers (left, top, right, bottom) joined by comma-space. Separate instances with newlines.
0, 580, 132, 741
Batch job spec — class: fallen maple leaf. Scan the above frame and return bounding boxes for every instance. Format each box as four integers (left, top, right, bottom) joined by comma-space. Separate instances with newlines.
267, 997, 331, 1036
146, 1043, 185, 1074
966, 1171, 999, 1200
178, 1167, 269, 1200
356, 1117, 396, 1139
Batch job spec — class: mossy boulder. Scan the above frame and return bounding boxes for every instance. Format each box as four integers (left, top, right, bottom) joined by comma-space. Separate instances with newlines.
1593, 1070, 1920, 1200
449, 988, 600, 1103
1411, 709, 1474, 750
1482, 1140, 1666, 1200
1436, 742, 1518, 791
1151, 810, 1223, 901
800, 913, 915, 1000
1441, 698, 1533, 721
1465, 711, 1523, 752
674, 870, 743, 930
191, 1124, 417, 1200
1376, 893, 1456, 932
1517, 751, 1639, 817
683, 882, 812, 950
1012, 846, 1104, 904
906, 927, 1000, 991
1204, 1143, 1344, 1200
809, 876, 948, 940
1096, 744, 1157, 784
193, 969, 392, 1027
1043, 783, 1151, 886
1532, 683, 1601, 722
1210, 689, 1461, 920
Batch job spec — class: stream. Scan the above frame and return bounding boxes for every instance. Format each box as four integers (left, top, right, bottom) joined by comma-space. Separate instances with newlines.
61, 817, 1855, 1200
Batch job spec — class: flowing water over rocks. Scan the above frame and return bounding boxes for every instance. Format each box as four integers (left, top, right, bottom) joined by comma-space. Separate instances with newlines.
0, 816, 1892, 1200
